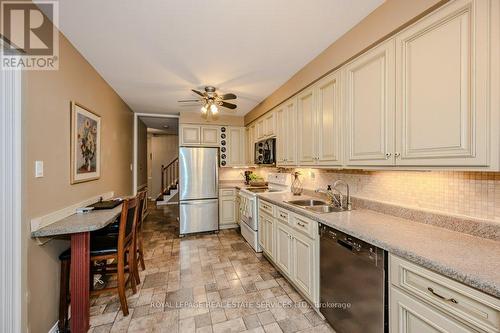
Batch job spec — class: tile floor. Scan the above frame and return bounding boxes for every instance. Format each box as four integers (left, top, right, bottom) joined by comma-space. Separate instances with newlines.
88, 203, 334, 333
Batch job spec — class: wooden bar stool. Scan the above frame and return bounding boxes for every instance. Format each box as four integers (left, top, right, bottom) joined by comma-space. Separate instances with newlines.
58, 196, 139, 332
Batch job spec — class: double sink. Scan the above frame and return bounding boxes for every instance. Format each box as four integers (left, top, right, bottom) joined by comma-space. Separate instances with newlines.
286, 199, 349, 214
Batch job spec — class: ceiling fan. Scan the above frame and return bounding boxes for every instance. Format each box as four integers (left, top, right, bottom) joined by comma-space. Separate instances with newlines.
178, 86, 237, 117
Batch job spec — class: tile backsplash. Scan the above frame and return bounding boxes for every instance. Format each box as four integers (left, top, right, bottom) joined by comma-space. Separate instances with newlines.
221, 167, 500, 222
292, 169, 500, 222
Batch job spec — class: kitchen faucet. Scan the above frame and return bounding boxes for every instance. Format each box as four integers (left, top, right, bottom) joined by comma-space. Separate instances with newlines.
315, 180, 352, 211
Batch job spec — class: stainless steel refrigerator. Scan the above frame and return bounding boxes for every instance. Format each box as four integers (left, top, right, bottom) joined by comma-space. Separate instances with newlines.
179, 147, 219, 235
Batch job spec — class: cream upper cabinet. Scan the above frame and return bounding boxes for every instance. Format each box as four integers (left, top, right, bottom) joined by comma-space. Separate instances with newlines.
297, 87, 316, 165
395, 0, 491, 166
344, 39, 396, 166
264, 111, 276, 137
180, 124, 201, 145
246, 125, 255, 165
227, 127, 246, 167
297, 72, 342, 167
315, 72, 342, 165
276, 97, 297, 166
181, 124, 220, 146
256, 118, 265, 140
200, 126, 220, 146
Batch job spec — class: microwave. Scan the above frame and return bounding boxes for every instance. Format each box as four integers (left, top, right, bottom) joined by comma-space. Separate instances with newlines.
254, 138, 276, 165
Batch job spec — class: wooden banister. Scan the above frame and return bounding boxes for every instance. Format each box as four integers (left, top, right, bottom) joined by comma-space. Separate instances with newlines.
161, 157, 179, 195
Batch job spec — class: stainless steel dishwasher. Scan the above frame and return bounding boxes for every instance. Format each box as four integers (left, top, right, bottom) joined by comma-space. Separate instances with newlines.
320, 223, 387, 333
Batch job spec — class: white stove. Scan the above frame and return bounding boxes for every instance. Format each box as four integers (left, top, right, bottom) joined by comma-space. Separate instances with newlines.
239, 173, 290, 252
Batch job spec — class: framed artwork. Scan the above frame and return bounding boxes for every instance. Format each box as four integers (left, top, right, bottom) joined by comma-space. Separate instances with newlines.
70, 102, 101, 184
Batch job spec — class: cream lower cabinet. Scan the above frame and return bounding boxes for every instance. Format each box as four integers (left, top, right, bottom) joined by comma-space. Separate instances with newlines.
390, 254, 500, 333
297, 71, 342, 167
258, 211, 275, 259
219, 189, 237, 229
258, 199, 319, 305
275, 221, 293, 275
276, 97, 297, 166
390, 287, 474, 333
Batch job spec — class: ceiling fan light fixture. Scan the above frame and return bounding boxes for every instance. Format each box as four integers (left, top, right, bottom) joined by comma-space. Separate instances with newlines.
210, 104, 218, 114
201, 105, 208, 114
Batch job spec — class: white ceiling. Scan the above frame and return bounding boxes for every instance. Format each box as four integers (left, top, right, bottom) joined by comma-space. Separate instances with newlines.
51, 0, 383, 115
140, 116, 179, 135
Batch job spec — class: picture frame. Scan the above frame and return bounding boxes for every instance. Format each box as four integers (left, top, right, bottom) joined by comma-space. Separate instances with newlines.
70, 101, 101, 184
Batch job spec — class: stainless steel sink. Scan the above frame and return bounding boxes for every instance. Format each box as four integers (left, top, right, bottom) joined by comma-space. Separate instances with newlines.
306, 205, 346, 213
286, 199, 328, 207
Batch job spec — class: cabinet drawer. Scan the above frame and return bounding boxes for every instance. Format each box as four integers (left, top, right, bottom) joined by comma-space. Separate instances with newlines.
259, 200, 274, 216
220, 189, 236, 197
276, 207, 290, 224
390, 255, 500, 333
291, 213, 317, 239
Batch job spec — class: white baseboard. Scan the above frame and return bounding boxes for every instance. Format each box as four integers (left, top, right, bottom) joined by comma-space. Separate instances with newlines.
48, 321, 59, 333
30, 191, 115, 232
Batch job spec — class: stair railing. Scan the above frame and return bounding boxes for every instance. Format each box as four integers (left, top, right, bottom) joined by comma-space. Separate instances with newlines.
161, 157, 179, 195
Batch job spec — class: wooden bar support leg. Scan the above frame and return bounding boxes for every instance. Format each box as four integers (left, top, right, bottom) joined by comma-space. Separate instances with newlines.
70, 232, 90, 333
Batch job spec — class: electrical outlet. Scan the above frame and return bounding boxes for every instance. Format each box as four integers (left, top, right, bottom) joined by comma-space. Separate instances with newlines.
35, 161, 43, 178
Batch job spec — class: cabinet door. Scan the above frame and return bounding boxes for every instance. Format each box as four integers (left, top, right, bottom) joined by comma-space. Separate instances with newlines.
265, 216, 275, 258
256, 119, 264, 140
344, 39, 395, 166
247, 125, 255, 165
316, 71, 342, 165
284, 98, 297, 165
395, 0, 490, 166
275, 106, 286, 165
180, 125, 201, 145
390, 287, 474, 333
292, 232, 315, 300
219, 197, 236, 226
297, 87, 316, 165
264, 111, 276, 137
228, 127, 244, 166
275, 222, 292, 276
258, 213, 266, 250
201, 126, 220, 146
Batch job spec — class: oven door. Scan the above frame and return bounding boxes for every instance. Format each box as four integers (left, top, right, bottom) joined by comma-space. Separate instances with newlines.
239, 192, 257, 230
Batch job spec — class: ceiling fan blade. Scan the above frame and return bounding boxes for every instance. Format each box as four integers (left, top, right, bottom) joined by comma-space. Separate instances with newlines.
220, 93, 237, 100
220, 101, 237, 109
178, 99, 200, 102
191, 89, 205, 97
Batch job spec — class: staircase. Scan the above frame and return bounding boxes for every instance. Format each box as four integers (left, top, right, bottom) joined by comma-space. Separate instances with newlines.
156, 157, 179, 206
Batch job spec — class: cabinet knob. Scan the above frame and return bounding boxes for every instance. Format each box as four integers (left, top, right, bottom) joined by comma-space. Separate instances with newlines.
385, 153, 392, 159
395, 152, 401, 158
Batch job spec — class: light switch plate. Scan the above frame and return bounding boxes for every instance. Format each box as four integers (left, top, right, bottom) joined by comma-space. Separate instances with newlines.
35, 161, 43, 178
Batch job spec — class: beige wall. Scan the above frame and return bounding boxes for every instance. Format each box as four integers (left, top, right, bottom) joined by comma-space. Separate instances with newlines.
23, 34, 134, 332
180, 112, 244, 126
244, 0, 447, 124
137, 119, 148, 189
150, 134, 179, 198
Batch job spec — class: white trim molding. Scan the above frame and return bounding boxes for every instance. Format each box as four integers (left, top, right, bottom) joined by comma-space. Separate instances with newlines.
0, 68, 22, 332
133, 113, 179, 195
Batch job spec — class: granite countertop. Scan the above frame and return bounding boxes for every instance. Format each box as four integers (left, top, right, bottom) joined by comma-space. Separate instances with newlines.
258, 192, 500, 298
219, 181, 246, 189
31, 205, 122, 237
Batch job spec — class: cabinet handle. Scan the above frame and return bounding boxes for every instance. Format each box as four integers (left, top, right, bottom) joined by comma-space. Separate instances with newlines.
427, 287, 458, 304
297, 222, 305, 227
385, 153, 392, 159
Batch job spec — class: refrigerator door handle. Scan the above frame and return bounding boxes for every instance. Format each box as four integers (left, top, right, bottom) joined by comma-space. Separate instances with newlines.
180, 199, 218, 205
